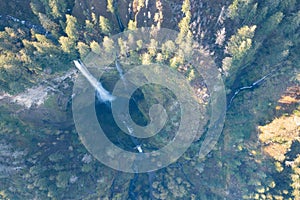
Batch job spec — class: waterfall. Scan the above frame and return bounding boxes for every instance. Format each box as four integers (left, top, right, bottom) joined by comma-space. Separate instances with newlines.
115, 59, 128, 89
73, 60, 115, 102
121, 120, 143, 153
75, 59, 149, 198
115, 59, 143, 153
115, 60, 124, 81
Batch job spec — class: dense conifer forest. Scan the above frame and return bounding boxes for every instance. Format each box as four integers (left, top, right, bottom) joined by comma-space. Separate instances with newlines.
0, 0, 299, 199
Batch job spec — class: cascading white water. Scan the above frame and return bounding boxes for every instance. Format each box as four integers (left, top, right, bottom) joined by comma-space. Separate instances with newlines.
73, 60, 115, 102
74, 59, 143, 153
115, 59, 128, 88
115, 60, 124, 80
122, 120, 143, 153
115, 60, 143, 153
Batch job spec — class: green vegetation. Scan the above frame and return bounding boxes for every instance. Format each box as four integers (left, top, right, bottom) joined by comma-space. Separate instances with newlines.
0, 0, 299, 199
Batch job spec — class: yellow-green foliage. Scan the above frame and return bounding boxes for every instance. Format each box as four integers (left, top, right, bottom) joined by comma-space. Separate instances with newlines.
226, 25, 256, 60
99, 16, 112, 35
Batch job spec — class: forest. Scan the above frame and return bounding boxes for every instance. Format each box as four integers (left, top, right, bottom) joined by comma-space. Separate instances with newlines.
0, 0, 299, 199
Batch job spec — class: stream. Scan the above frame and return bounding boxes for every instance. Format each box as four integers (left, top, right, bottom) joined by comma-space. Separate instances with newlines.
113, 0, 125, 32
113, 59, 155, 200
75, 58, 154, 199
0, 14, 46, 34
227, 66, 283, 109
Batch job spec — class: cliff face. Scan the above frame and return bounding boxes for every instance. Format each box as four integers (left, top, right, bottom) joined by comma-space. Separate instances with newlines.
0, 69, 76, 129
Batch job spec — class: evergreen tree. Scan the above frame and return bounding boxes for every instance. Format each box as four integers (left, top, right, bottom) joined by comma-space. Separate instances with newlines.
137, 0, 145, 11
226, 25, 256, 60
228, 0, 254, 20
282, 11, 300, 34
99, 16, 112, 35
118, 38, 127, 56
279, 0, 297, 12
176, 0, 191, 45
162, 40, 175, 60
141, 53, 152, 65
255, 11, 284, 41
128, 20, 137, 30
77, 42, 90, 58
90, 41, 102, 54
91, 13, 98, 25
59, 36, 76, 54
148, 39, 158, 57
65, 14, 79, 41
85, 19, 94, 33
107, 0, 115, 13
49, 0, 66, 19
56, 171, 70, 188
261, 11, 284, 35
38, 13, 60, 37
222, 25, 256, 83
102, 36, 114, 53
30, 0, 45, 16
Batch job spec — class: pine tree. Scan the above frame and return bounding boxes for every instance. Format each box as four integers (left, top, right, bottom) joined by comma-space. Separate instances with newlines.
65, 14, 79, 41
222, 25, 256, 80
226, 25, 256, 60
162, 40, 175, 60
141, 53, 152, 65
176, 0, 191, 45
49, 0, 66, 19
38, 13, 60, 36
279, 0, 297, 12
77, 42, 90, 58
99, 16, 112, 35
128, 20, 137, 30
85, 20, 94, 33
256, 12, 283, 38
102, 36, 114, 53
228, 0, 254, 20
59, 36, 76, 54
282, 11, 300, 34
90, 41, 102, 54
148, 39, 158, 57
137, 0, 145, 11
107, 0, 115, 13
118, 38, 127, 56
30, 0, 45, 16
56, 171, 70, 188
91, 13, 98, 25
